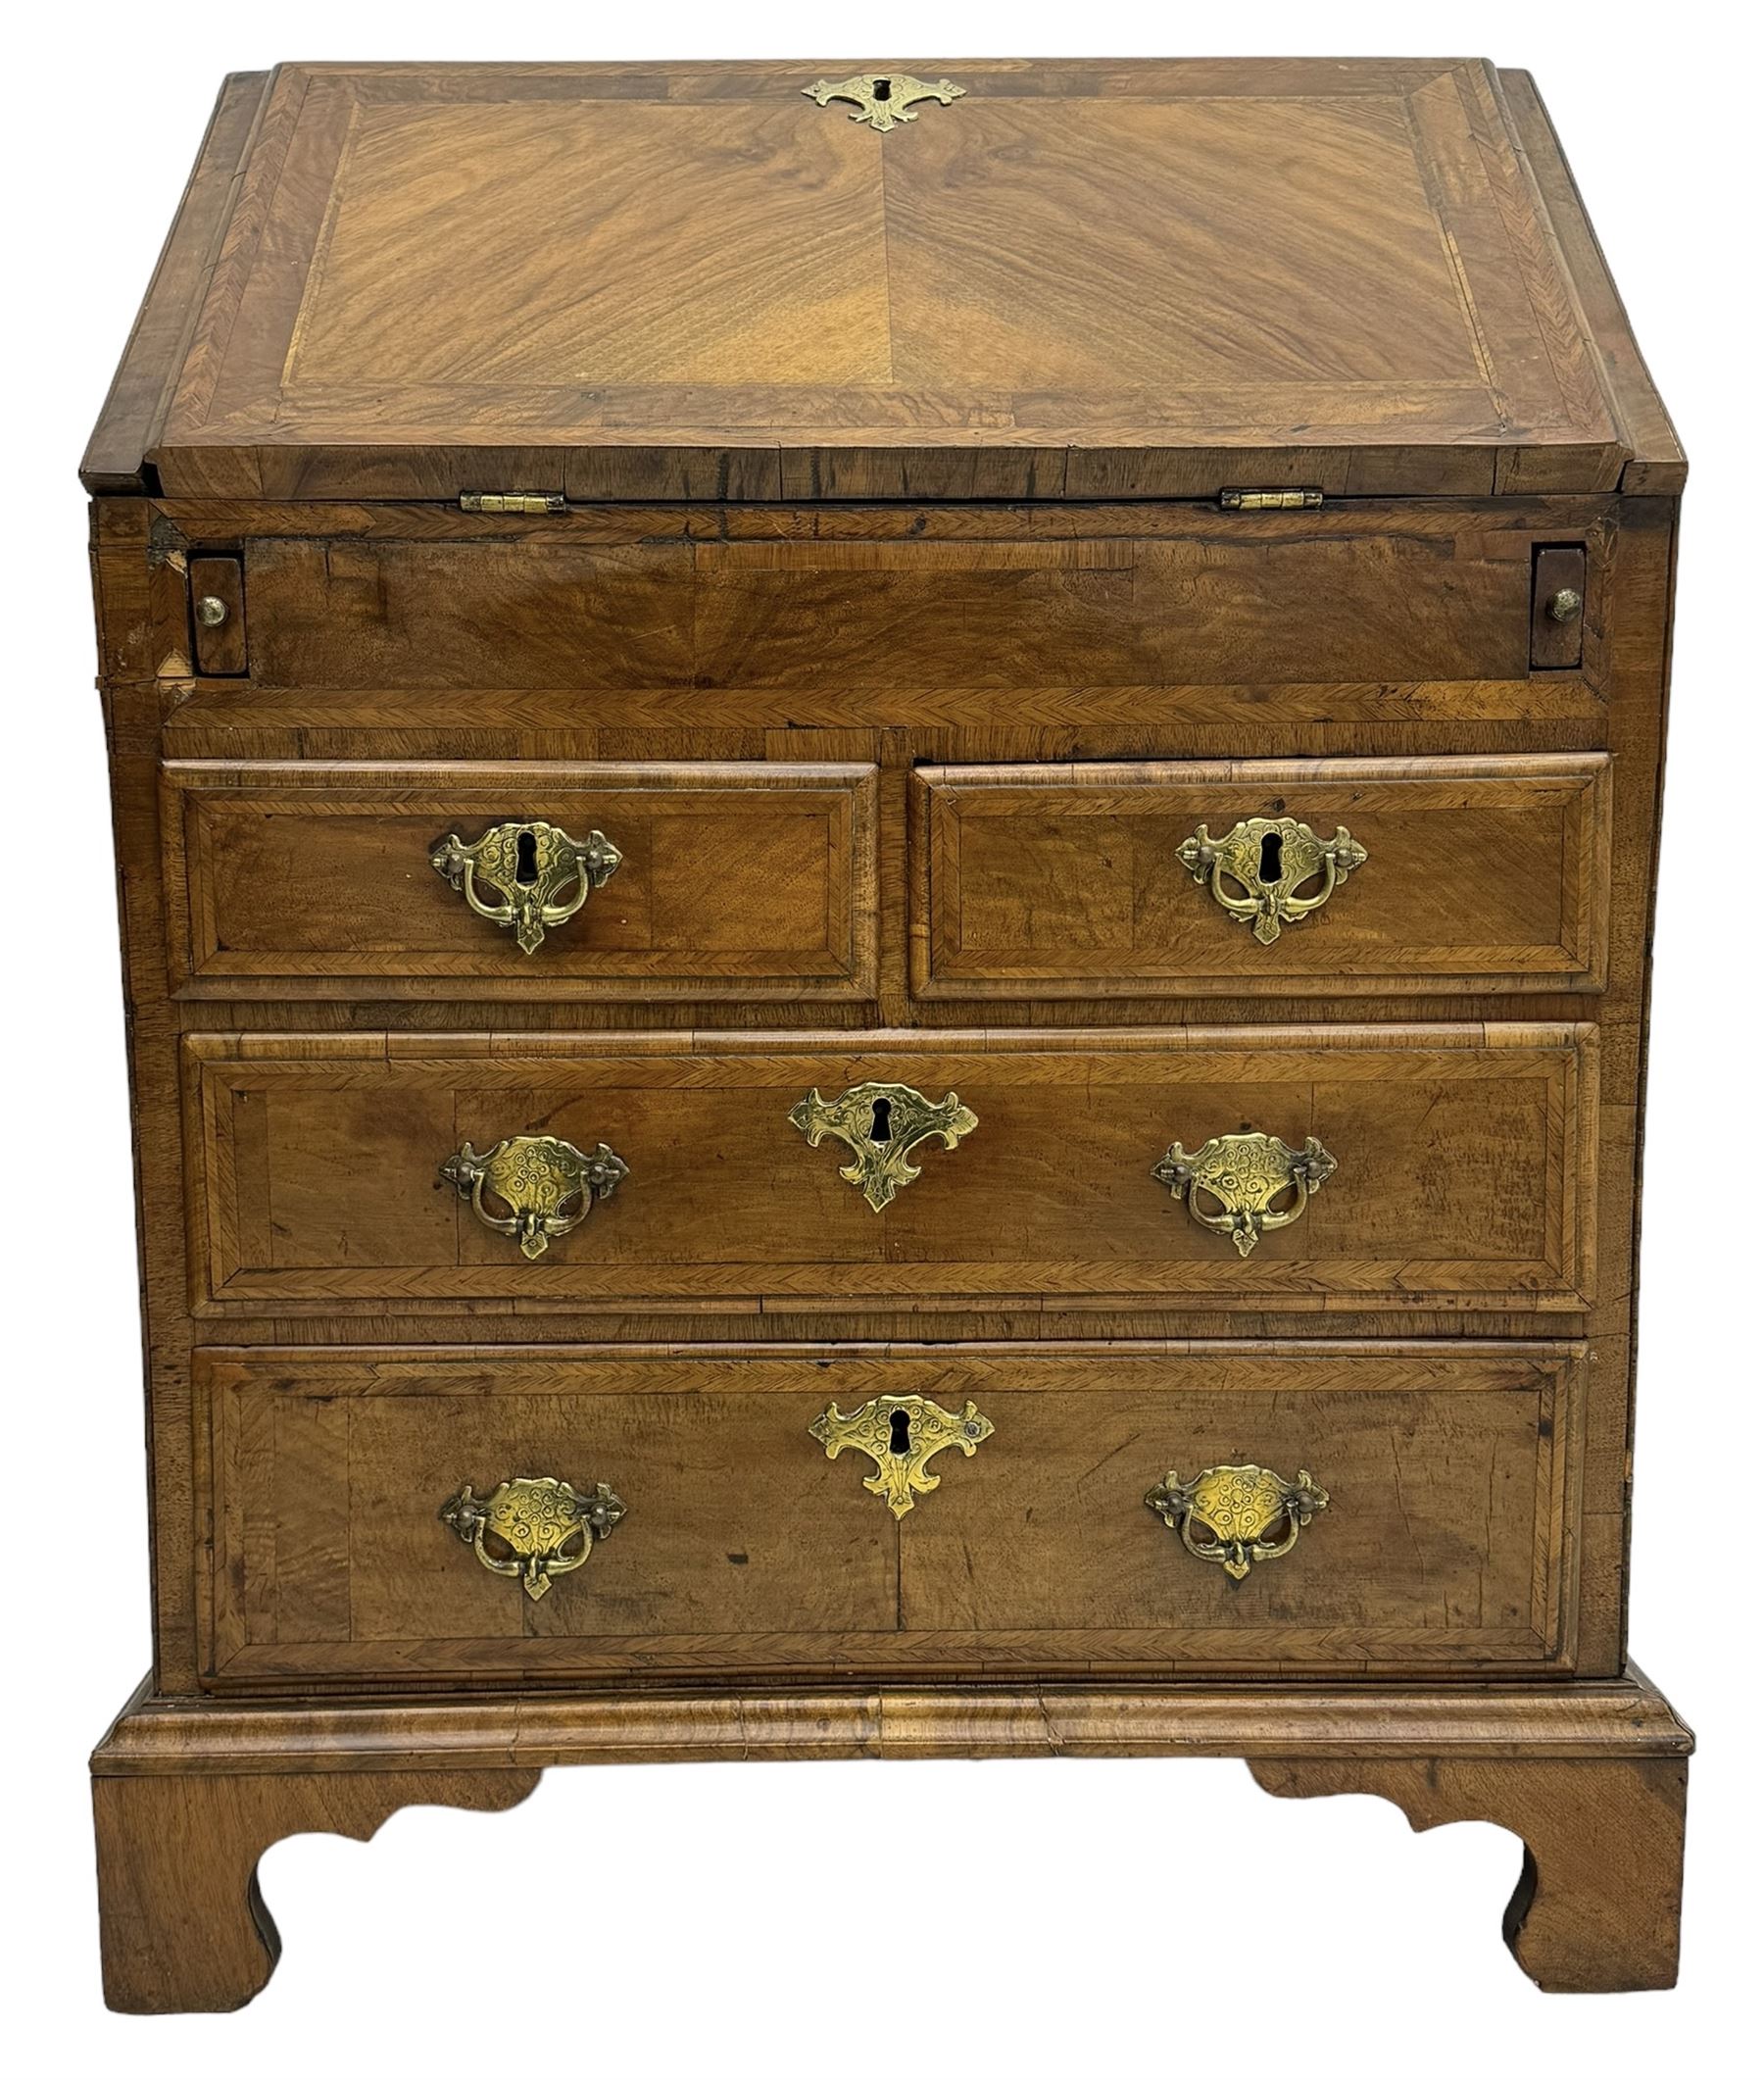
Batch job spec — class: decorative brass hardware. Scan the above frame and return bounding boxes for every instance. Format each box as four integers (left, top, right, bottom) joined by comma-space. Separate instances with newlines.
788, 1081, 978, 1212
810, 1394, 994, 1517
458, 492, 566, 514
803, 71, 964, 133
194, 595, 229, 628
1147, 1462, 1328, 1580
1152, 1130, 1336, 1258
439, 1475, 624, 1601
429, 818, 622, 954
1548, 586, 1584, 621
1176, 815, 1367, 945
1219, 488, 1324, 510
441, 1134, 628, 1260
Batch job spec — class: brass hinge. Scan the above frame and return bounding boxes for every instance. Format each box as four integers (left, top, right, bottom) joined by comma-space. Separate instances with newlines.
1219, 488, 1324, 511
459, 492, 566, 515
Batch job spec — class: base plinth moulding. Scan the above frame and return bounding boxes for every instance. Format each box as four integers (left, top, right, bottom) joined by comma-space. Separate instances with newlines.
92, 1667, 1691, 2010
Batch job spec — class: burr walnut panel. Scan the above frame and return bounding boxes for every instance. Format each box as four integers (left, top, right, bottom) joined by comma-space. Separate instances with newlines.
184, 1025, 1597, 1316
160, 759, 878, 1001
195, 1345, 1581, 1684
911, 754, 1613, 999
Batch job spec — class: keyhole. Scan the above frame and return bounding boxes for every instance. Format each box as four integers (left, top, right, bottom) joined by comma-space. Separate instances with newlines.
888, 1407, 912, 1456
869, 1096, 894, 1142
872, 76, 893, 100
514, 829, 540, 885
1258, 830, 1284, 883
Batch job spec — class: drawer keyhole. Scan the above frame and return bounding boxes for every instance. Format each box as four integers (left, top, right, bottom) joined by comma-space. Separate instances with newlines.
869, 1096, 894, 1142
872, 75, 893, 101
514, 829, 540, 885
888, 1407, 912, 1456
1258, 829, 1285, 883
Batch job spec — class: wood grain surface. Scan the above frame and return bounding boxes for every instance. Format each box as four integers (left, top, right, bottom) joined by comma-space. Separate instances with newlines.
182, 1023, 1598, 1314
88, 59, 1668, 498
1252, 1755, 1688, 1992
192, 1344, 1582, 1683
911, 754, 1613, 998
90, 1668, 1690, 2007
161, 759, 878, 1000
81, 54, 1690, 2003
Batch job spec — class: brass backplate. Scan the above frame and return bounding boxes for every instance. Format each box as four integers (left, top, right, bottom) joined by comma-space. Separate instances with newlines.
439, 1475, 625, 1601
440, 1134, 628, 1259
1152, 1130, 1336, 1257
802, 71, 964, 132
1177, 816, 1366, 945
789, 1080, 977, 1212
1147, 1463, 1328, 1580
810, 1393, 994, 1517
429, 818, 621, 953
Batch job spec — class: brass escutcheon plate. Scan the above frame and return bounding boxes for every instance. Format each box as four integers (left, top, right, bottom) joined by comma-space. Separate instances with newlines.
1152, 1130, 1336, 1257
1147, 1462, 1328, 1580
1177, 816, 1366, 945
440, 1133, 628, 1259
789, 1080, 977, 1212
810, 1393, 994, 1517
439, 1474, 625, 1601
802, 70, 965, 133
429, 818, 622, 954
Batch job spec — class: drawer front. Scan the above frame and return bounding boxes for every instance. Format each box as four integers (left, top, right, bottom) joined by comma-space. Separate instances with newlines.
186, 1024, 1596, 1314
196, 1345, 1581, 1685
912, 754, 1612, 999
161, 760, 877, 1000
199, 507, 1602, 706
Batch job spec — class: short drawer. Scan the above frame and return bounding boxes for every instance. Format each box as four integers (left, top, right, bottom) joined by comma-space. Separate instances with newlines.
911, 754, 1612, 999
185, 1023, 1596, 1315
160, 760, 878, 1001
196, 1344, 1581, 1685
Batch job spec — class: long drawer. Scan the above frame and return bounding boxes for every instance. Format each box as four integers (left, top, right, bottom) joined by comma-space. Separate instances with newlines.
161, 760, 878, 1000
196, 1345, 1582, 1685
911, 754, 1613, 999
184, 1024, 1596, 1314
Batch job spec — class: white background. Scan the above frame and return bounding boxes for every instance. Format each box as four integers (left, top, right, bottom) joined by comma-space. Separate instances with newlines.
2, 2, 1757, 2073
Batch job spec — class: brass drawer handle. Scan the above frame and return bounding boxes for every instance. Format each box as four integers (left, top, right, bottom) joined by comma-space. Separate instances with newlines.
810, 1393, 994, 1517
429, 818, 622, 954
1152, 1130, 1336, 1258
789, 1080, 978, 1212
1147, 1462, 1328, 1580
441, 1133, 628, 1259
1177, 816, 1366, 945
440, 1475, 624, 1601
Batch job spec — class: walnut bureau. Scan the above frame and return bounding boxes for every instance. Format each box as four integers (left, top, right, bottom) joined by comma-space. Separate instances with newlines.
84, 59, 1692, 2007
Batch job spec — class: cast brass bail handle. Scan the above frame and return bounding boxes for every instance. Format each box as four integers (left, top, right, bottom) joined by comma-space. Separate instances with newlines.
1147, 1463, 1329, 1580
429, 817, 622, 954
1176, 816, 1367, 945
1152, 1130, 1336, 1257
440, 1133, 628, 1259
439, 1475, 625, 1601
